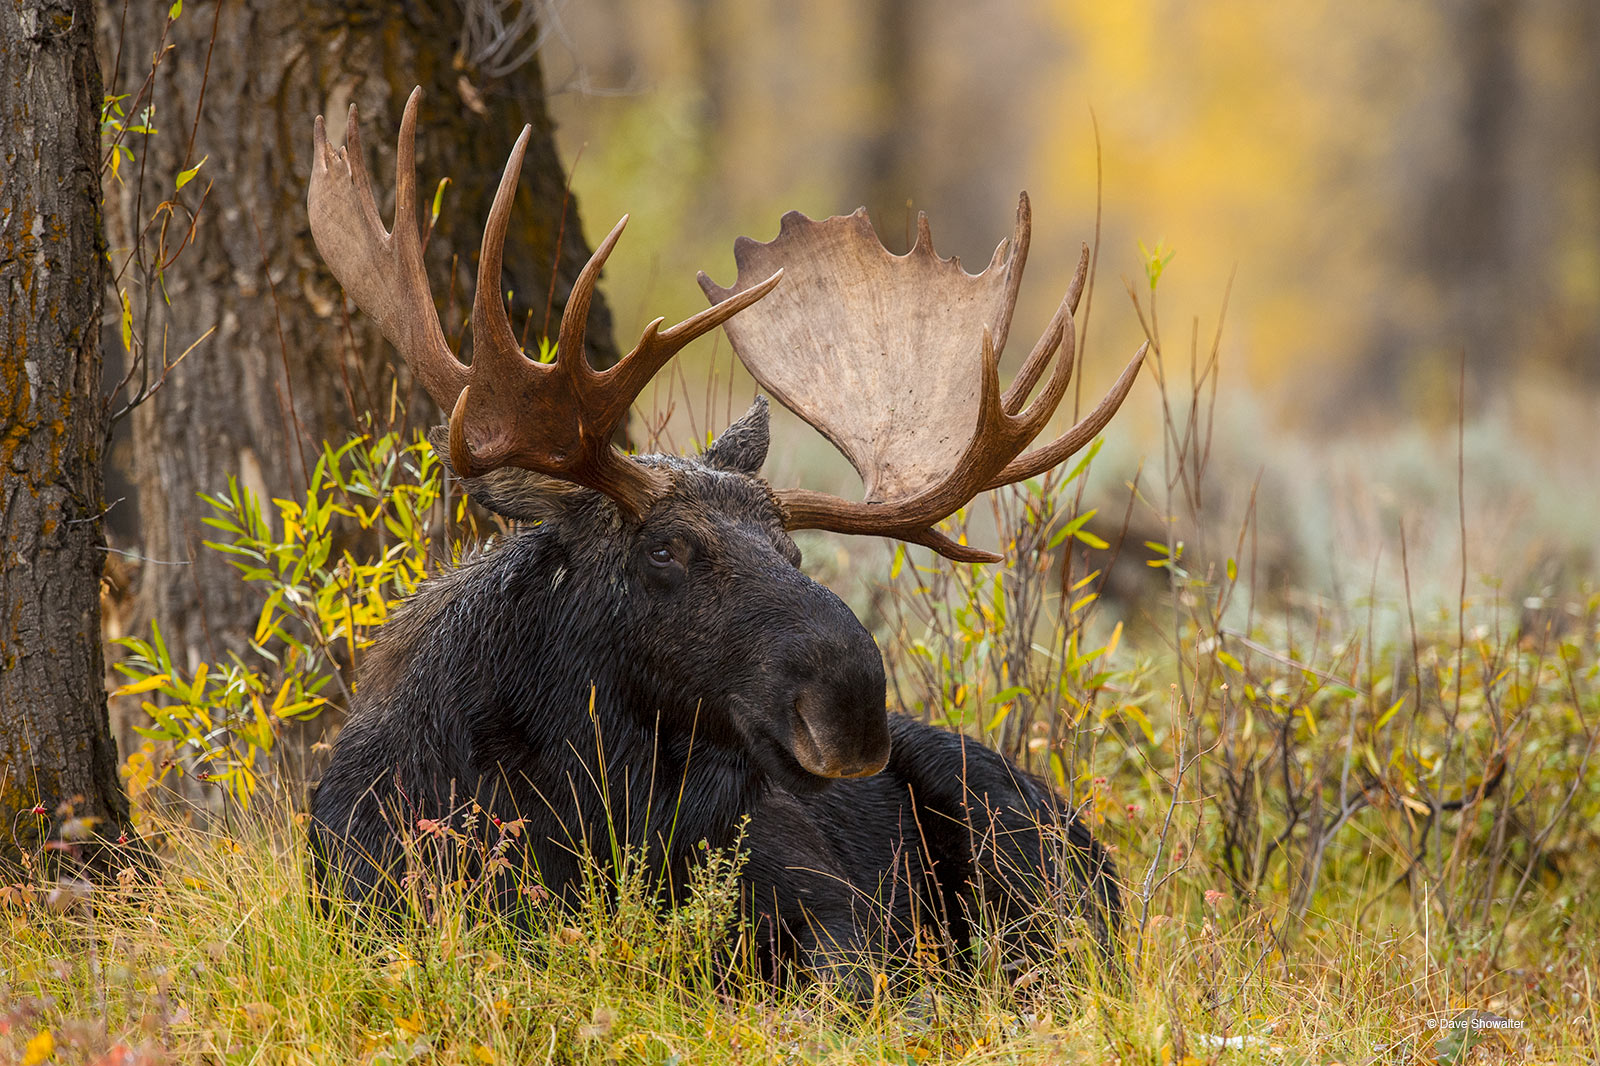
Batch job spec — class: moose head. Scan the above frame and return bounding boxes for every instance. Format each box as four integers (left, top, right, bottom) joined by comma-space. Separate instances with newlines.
305, 88, 1145, 809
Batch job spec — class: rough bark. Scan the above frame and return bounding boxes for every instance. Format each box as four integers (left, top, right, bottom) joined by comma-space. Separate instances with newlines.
100, 0, 619, 694
1, 0, 134, 871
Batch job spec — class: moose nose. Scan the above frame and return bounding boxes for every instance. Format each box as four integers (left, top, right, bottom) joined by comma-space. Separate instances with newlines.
790, 689, 891, 779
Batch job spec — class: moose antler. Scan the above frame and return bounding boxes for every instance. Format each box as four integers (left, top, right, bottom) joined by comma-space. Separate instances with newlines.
698, 195, 1146, 563
308, 87, 782, 520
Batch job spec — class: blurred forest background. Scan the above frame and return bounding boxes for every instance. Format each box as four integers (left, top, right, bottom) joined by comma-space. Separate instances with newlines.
534, 0, 1600, 598
549, 0, 1600, 406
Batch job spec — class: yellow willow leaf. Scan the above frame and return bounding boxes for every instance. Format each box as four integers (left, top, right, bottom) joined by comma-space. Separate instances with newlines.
276, 698, 326, 719
119, 288, 133, 352
253, 588, 286, 645
113, 673, 170, 697
1104, 620, 1124, 660
175, 153, 207, 190
1375, 695, 1407, 730
430, 176, 451, 226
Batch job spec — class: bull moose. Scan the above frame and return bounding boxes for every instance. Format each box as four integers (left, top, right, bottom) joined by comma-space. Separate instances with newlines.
305, 89, 1144, 983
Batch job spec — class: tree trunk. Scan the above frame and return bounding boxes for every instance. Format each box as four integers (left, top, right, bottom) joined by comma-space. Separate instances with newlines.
99, 2, 618, 755
1, 0, 134, 873
102, 2, 618, 662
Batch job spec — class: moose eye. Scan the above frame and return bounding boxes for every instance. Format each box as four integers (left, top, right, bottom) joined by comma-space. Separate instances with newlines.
643, 541, 687, 590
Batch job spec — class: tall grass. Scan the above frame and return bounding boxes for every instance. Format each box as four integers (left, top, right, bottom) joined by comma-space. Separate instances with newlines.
6, 795, 1596, 1063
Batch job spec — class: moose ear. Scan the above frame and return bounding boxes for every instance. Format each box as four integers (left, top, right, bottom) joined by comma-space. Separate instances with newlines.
427, 426, 591, 522
702, 396, 771, 475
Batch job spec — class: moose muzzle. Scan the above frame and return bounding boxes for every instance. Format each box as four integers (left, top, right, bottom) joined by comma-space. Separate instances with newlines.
790, 689, 890, 779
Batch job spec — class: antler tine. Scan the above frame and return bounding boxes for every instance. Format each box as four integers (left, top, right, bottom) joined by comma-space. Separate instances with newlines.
308, 88, 467, 411
983, 343, 1147, 489
448, 122, 537, 479
986, 193, 1031, 363
555, 214, 628, 384
1004, 243, 1089, 412
470, 122, 535, 377
997, 281, 1077, 445
904, 529, 1003, 564
595, 269, 784, 431
392, 91, 419, 253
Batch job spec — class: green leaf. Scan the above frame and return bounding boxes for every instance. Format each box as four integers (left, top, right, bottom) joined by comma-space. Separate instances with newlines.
1045, 508, 1097, 550
1064, 437, 1104, 482
150, 619, 173, 673
1073, 528, 1110, 550
169, 0, 182, 18
1138, 238, 1176, 289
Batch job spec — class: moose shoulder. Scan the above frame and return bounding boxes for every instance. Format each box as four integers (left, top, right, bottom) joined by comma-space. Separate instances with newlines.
306, 88, 1141, 980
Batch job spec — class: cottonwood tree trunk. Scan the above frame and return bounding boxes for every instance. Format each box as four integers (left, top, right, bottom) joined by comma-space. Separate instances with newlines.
99, 1, 618, 747
1, 0, 135, 872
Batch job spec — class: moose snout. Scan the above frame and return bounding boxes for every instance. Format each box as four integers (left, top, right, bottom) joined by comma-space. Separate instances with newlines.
752, 577, 892, 784
790, 689, 891, 779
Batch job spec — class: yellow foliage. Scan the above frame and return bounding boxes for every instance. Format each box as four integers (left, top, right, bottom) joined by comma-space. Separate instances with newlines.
20, 1029, 54, 1066
112, 673, 169, 696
